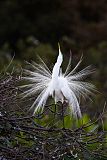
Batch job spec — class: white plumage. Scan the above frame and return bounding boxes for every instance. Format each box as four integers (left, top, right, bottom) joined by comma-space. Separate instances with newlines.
21, 45, 96, 118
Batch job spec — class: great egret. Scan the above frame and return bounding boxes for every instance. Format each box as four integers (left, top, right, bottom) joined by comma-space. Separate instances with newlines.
21, 45, 96, 118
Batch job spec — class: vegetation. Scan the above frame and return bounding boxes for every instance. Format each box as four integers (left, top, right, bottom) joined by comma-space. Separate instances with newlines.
0, 74, 107, 160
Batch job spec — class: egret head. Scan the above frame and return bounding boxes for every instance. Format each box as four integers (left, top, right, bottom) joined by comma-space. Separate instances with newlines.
57, 43, 63, 66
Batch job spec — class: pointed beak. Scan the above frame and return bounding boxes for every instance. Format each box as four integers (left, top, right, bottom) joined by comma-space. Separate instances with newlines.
58, 43, 62, 57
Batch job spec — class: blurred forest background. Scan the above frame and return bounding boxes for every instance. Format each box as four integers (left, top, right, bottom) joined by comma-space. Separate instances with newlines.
0, 0, 107, 116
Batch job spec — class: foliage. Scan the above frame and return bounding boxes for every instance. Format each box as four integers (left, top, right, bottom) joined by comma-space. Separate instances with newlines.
0, 74, 107, 160
0, 0, 107, 46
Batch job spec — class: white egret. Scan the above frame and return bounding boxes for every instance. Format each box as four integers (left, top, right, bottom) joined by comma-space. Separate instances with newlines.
21, 45, 96, 118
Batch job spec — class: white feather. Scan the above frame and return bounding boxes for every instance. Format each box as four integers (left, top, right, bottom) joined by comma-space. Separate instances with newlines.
20, 45, 96, 118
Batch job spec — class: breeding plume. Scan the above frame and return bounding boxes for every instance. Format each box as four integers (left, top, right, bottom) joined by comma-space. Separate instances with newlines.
21, 45, 96, 118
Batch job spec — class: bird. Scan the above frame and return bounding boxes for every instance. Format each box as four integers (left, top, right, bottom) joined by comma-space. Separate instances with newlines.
20, 44, 96, 118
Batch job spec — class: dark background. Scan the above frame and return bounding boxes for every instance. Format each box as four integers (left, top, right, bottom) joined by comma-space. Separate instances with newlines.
0, 0, 107, 115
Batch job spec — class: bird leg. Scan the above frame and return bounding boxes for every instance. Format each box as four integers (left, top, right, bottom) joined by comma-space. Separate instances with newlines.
61, 99, 69, 129
54, 103, 57, 118
61, 102, 65, 129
